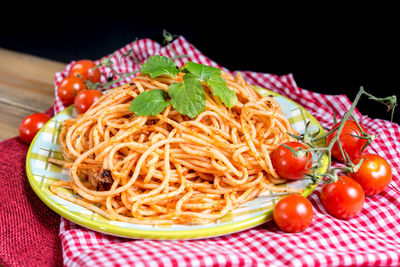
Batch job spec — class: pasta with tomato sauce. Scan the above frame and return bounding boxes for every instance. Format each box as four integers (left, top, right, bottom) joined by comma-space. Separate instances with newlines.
49, 69, 303, 225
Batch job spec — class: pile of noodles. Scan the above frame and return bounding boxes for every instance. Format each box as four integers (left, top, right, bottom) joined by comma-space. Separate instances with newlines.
49, 71, 302, 225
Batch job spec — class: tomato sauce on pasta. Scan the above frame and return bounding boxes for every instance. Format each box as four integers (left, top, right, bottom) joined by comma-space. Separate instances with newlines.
49, 71, 303, 225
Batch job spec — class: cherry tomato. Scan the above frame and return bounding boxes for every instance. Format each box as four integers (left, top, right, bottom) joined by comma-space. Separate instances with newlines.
57, 76, 86, 106
19, 113, 51, 144
74, 89, 103, 114
327, 120, 368, 163
271, 141, 312, 180
349, 154, 392, 196
68, 59, 101, 83
273, 194, 313, 233
320, 176, 364, 219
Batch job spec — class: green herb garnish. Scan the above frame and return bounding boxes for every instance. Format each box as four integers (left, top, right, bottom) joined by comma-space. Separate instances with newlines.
130, 55, 237, 118
140, 55, 180, 78
182, 61, 221, 80
169, 73, 206, 118
206, 75, 238, 109
129, 89, 170, 116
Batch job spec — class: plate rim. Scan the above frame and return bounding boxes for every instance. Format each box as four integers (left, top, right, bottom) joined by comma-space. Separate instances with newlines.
26, 88, 328, 240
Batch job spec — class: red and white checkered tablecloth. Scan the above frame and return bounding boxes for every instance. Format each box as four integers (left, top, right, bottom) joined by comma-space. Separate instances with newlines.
53, 36, 400, 267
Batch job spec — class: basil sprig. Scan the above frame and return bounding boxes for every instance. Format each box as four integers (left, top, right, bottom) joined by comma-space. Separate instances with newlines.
129, 56, 237, 118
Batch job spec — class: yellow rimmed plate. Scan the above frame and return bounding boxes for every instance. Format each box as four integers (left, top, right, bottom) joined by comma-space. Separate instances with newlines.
26, 87, 328, 240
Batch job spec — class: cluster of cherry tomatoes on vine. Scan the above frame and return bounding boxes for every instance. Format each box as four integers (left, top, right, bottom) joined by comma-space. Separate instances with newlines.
19, 60, 103, 144
271, 120, 392, 233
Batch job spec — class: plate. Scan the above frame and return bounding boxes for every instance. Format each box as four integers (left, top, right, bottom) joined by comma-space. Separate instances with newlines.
26, 87, 328, 240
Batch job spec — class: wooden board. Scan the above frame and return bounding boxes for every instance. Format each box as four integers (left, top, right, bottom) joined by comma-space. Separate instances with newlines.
0, 48, 66, 141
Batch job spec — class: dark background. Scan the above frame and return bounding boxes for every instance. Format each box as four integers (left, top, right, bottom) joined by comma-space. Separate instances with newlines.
1, 7, 398, 124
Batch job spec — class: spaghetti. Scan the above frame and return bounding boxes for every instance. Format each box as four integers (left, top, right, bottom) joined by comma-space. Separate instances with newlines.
49, 70, 303, 225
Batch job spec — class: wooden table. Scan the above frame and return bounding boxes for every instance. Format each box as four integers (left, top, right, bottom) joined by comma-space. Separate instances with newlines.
0, 48, 66, 141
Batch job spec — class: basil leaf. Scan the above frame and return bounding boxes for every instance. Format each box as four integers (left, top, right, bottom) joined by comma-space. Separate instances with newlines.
141, 55, 179, 78
129, 89, 170, 116
168, 73, 206, 118
182, 61, 221, 80
206, 75, 238, 109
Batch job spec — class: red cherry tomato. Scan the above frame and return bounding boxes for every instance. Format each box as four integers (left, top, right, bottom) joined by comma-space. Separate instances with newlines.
327, 120, 368, 163
57, 76, 86, 106
271, 141, 312, 180
349, 154, 392, 196
273, 194, 313, 233
19, 113, 51, 144
74, 89, 103, 114
320, 176, 365, 219
68, 59, 101, 83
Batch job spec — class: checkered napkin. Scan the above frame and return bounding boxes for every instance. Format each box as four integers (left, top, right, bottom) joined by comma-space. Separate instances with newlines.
53, 36, 400, 266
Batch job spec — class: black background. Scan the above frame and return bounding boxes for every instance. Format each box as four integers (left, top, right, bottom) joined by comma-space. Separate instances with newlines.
1, 6, 398, 124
